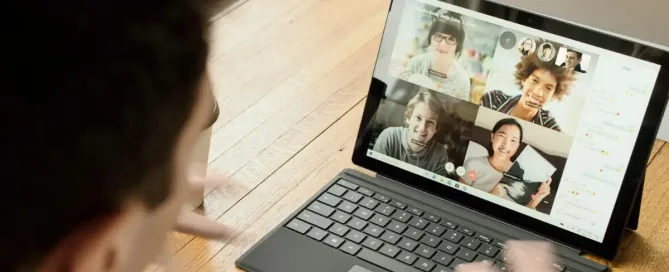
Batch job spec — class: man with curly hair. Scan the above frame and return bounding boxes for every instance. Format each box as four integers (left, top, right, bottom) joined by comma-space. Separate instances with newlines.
480, 55, 576, 132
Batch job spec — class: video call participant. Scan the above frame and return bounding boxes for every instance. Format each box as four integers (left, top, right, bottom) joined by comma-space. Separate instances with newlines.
373, 91, 450, 176
561, 49, 587, 73
519, 38, 535, 56
539, 44, 553, 61
397, 12, 471, 101
480, 55, 576, 132
460, 118, 550, 209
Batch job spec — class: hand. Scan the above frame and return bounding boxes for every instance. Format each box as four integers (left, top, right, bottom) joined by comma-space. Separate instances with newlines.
459, 241, 555, 272
527, 178, 551, 209
174, 173, 231, 240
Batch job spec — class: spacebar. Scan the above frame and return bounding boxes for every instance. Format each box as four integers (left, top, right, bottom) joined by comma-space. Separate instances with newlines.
357, 249, 421, 272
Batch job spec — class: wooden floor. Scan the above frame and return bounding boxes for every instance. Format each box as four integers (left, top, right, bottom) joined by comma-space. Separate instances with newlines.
154, 0, 669, 271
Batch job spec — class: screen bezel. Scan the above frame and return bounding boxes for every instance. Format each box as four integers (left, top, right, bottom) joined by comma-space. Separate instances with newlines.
352, 0, 669, 260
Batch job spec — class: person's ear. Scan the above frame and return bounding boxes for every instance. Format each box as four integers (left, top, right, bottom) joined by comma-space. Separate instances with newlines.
39, 204, 143, 272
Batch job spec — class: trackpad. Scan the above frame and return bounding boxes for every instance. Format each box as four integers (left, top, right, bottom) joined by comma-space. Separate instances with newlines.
349, 265, 372, 272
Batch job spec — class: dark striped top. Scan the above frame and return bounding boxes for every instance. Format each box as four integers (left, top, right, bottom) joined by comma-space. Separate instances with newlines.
481, 90, 562, 132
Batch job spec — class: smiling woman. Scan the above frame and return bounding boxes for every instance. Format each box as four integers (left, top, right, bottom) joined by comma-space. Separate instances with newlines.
480, 54, 576, 132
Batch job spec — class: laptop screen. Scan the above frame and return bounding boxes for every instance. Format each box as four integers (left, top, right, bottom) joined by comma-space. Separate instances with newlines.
366, 0, 661, 243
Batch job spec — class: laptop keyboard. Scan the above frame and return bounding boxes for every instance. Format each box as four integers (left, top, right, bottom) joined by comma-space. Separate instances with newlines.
285, 179, 574, 272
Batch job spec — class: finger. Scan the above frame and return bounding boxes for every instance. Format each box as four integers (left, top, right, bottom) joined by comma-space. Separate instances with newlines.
506, 241, 555, 272
457, 262, 497, 272
546, 177, 552, 186
175, 209, 232, 240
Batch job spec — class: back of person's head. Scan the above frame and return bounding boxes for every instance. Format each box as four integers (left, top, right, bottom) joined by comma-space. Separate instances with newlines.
427, 11, 465, 57
514, 55, 576, 101
404, 90, 447, 129
1, 0, 211, 270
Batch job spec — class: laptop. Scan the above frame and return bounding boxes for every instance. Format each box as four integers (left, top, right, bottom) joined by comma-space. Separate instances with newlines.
236, 0, 669, 271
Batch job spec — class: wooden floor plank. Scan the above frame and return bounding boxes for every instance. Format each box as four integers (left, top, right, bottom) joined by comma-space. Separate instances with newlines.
647, 140, 665, 165
207, 0, 388, 134
205, 11, 387, 167
168, 102, 366, 271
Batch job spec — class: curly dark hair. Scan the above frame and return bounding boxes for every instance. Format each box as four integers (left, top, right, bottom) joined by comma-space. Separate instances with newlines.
514, 55, 576, 101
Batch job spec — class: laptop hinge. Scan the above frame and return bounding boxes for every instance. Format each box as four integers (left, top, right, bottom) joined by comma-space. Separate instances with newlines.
375, 173, 583, 256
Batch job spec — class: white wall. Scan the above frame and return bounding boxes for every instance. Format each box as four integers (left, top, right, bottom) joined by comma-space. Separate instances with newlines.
488, 0, 669, 141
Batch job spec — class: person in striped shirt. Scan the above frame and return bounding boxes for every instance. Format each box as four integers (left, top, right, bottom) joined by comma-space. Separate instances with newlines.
481, 55, 576, 132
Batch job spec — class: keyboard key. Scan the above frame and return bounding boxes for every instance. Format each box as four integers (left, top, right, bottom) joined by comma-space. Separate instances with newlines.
353, 207, 374, 220
404, 227, 424, 240
420, 233, 441, 248
391, 211, 413, 223
408, 217, 428, 230
343, 190, 364, 203
496, 250, 510, 263
379, 244, 401, 258
455, 247, 477, 262
398, 237, 419, 251
357, 187, 374, 196
318, 193, 341, 207
380, 231, 401, 244
308, 201, 335, 217
460, 237, 482, 251
363, 224, 384, 238
496, 262, 510, 271
426, 223, 446, 236
438, 240, 459, 255
390, 200, 407, 209
478, 245, 500, 258
476, 233, 492, 243
415, 244, 436, 259
347, 217, 367, 230
340, 241, 362, 255
360, 197, 380, 210
306, 227, 328, 241
375, 204, 396, 216
414, 258, 436, 272
370, 214, 391, 227
407, 206, 424, 216
297, 211, 333, 229
475, 255, 495, 266
330, 210, 351, 224
345, 230, 366, 243
424, 213, 441, 223
373, 193, 390, 203
286, 219, 311, 234
327, 184, 347, 197
433, 264, 454, 272
433, 251, 454, 266
357, 249, 421, 272
449, 258, 468, 270
444, 229, 464, 243
362, 237, 383, 250
388, 221, 408, 234
323, 234, 345, 248
397, 251, 418, 265
493, 240, 507, 250
337, 179, 359, 190
440, 220, 458, 230
458, 226, 475, 236
337, 201, 358, 214
329, 223, 350, 237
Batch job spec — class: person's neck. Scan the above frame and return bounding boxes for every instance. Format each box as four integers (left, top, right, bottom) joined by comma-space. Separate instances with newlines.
510, 105, 539, 122
430, 56, 452, 74
488, 156, 511, 173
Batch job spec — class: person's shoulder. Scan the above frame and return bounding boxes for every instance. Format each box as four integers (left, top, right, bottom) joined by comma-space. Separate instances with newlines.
481, 89, 508, 107
539, 110, 562, 132
378, 126, 404, 139
464, 156, 488, 167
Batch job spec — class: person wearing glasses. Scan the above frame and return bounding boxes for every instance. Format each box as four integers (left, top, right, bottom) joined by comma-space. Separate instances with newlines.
396, 12, 472, 101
